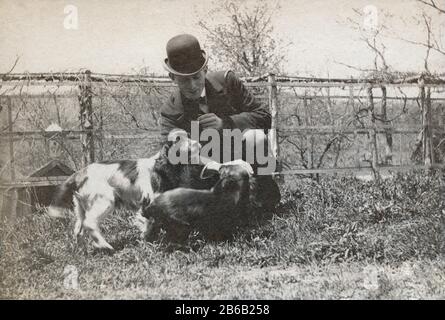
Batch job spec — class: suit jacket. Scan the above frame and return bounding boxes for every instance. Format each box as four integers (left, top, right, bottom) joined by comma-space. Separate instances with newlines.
160, 70, 271, 143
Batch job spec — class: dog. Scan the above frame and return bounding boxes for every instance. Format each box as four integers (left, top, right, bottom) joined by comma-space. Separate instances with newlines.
47, 137, 213, 251
141, 159, 253, 243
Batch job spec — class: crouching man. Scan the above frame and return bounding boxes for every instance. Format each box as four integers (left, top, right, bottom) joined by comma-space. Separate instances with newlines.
159, 34, 281, 214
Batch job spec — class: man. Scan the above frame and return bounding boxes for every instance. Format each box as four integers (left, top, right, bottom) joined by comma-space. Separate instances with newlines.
160, 33, 280, 211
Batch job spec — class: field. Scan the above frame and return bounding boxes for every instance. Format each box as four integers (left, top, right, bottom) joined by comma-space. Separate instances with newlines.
1, 172, 444, 299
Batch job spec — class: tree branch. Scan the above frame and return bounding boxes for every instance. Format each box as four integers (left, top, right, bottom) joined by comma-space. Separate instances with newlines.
417, 0, 445, 14
2, 56, 20, 78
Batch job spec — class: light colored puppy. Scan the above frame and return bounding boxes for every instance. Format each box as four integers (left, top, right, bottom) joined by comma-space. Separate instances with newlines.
47, 137, 201, 251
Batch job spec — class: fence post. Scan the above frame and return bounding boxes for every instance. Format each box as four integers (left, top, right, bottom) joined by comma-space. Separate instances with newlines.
426, 86, 434, 168
381, 85, 393, 165
268, 73, 282, 178
98, 86, 104, 161
7, 97, 15, 181
302, 92, 316, 179
419, 78, 433, 171
367, 86, 380, 180
78, 70, 95, 167
1, 97, 18, 221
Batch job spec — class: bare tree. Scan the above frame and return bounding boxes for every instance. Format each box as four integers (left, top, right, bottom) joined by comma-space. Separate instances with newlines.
397, 1, 445, 164
397, 2, 445, 74
336, 7, 396, 168
198, 0, 290, 76
417, 0, 445, 15
336, 7, 395, 78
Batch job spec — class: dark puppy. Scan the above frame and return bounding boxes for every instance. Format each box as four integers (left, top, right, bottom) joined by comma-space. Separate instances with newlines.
142, 160, 253, 243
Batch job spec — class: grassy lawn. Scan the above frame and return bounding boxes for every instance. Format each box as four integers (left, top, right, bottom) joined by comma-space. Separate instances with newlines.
1, 172, 444, 299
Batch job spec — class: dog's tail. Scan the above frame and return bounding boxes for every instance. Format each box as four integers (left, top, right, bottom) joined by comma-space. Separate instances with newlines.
47, 171, 80, 218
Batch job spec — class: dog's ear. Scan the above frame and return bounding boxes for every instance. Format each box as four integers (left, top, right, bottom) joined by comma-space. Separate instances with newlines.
160, 141, 172, 156
200, 161, 221, 179
141, 197, 151, 212
158, 140, 177, 165
141, 201, 154, 219
200, 168, 219, 179
222, 160, 254, 175
210, 177, 224, 194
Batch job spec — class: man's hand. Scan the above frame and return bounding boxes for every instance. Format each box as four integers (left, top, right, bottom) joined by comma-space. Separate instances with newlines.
197, 113, 224, 131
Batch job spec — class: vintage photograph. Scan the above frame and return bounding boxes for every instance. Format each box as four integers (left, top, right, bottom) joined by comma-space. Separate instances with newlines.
0, 0, 444, 300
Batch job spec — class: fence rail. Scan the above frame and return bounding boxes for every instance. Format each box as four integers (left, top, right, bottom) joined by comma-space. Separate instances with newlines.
280, 164, 445, 175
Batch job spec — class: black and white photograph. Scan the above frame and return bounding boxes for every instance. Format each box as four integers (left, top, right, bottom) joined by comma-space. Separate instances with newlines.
0, 0, 444, 302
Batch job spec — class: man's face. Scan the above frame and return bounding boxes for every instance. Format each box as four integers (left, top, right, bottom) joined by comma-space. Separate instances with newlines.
171, 70, 206, 100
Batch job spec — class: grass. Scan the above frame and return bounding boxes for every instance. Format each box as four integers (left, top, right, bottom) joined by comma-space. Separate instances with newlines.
1, 171, 444, 299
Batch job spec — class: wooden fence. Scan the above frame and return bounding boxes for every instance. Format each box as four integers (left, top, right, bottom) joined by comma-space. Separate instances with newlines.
0, 71, 444, 217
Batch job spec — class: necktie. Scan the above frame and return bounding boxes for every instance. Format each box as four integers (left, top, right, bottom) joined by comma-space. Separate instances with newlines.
198, 95, 209, 115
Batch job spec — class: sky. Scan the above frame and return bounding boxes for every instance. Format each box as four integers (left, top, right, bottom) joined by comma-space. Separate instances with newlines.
0, 0, 444, 77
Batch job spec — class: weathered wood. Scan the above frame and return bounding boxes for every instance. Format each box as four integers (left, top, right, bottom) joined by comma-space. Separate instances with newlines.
0, 176, 69, 188
419, 80, 426, 166
2, 126, 443, 141
273, 74, 445, 84
3, 91, 445, 101
302, 93, 314, 170
367, 86, 380, 180
273, 82, 445, 88
399, 133, 403, 165
419, 78, 433, 171
0, 188, 18, 221
425, 86, 434, 168
7, 97, 15, 181
44, 136, 50, 162
3, 72, 444, 85
0, 81, 176, 88
287, 95, 445, 101
268, 73, 281, 175
278, 163, 445, 175
78, 70, 95, 167
3, 80, 445, 89
348, 85, 355, 109
381, 86, 393, 165
97, 87, 104, 161
279, 126, 434, 135
0, 128, 160, 136
352, 129, 359, 169
16, 188, 33, 217
1, 72, 172, 83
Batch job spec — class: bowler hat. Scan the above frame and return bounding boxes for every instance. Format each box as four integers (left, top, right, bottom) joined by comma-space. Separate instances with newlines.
163, 34, 208, 76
